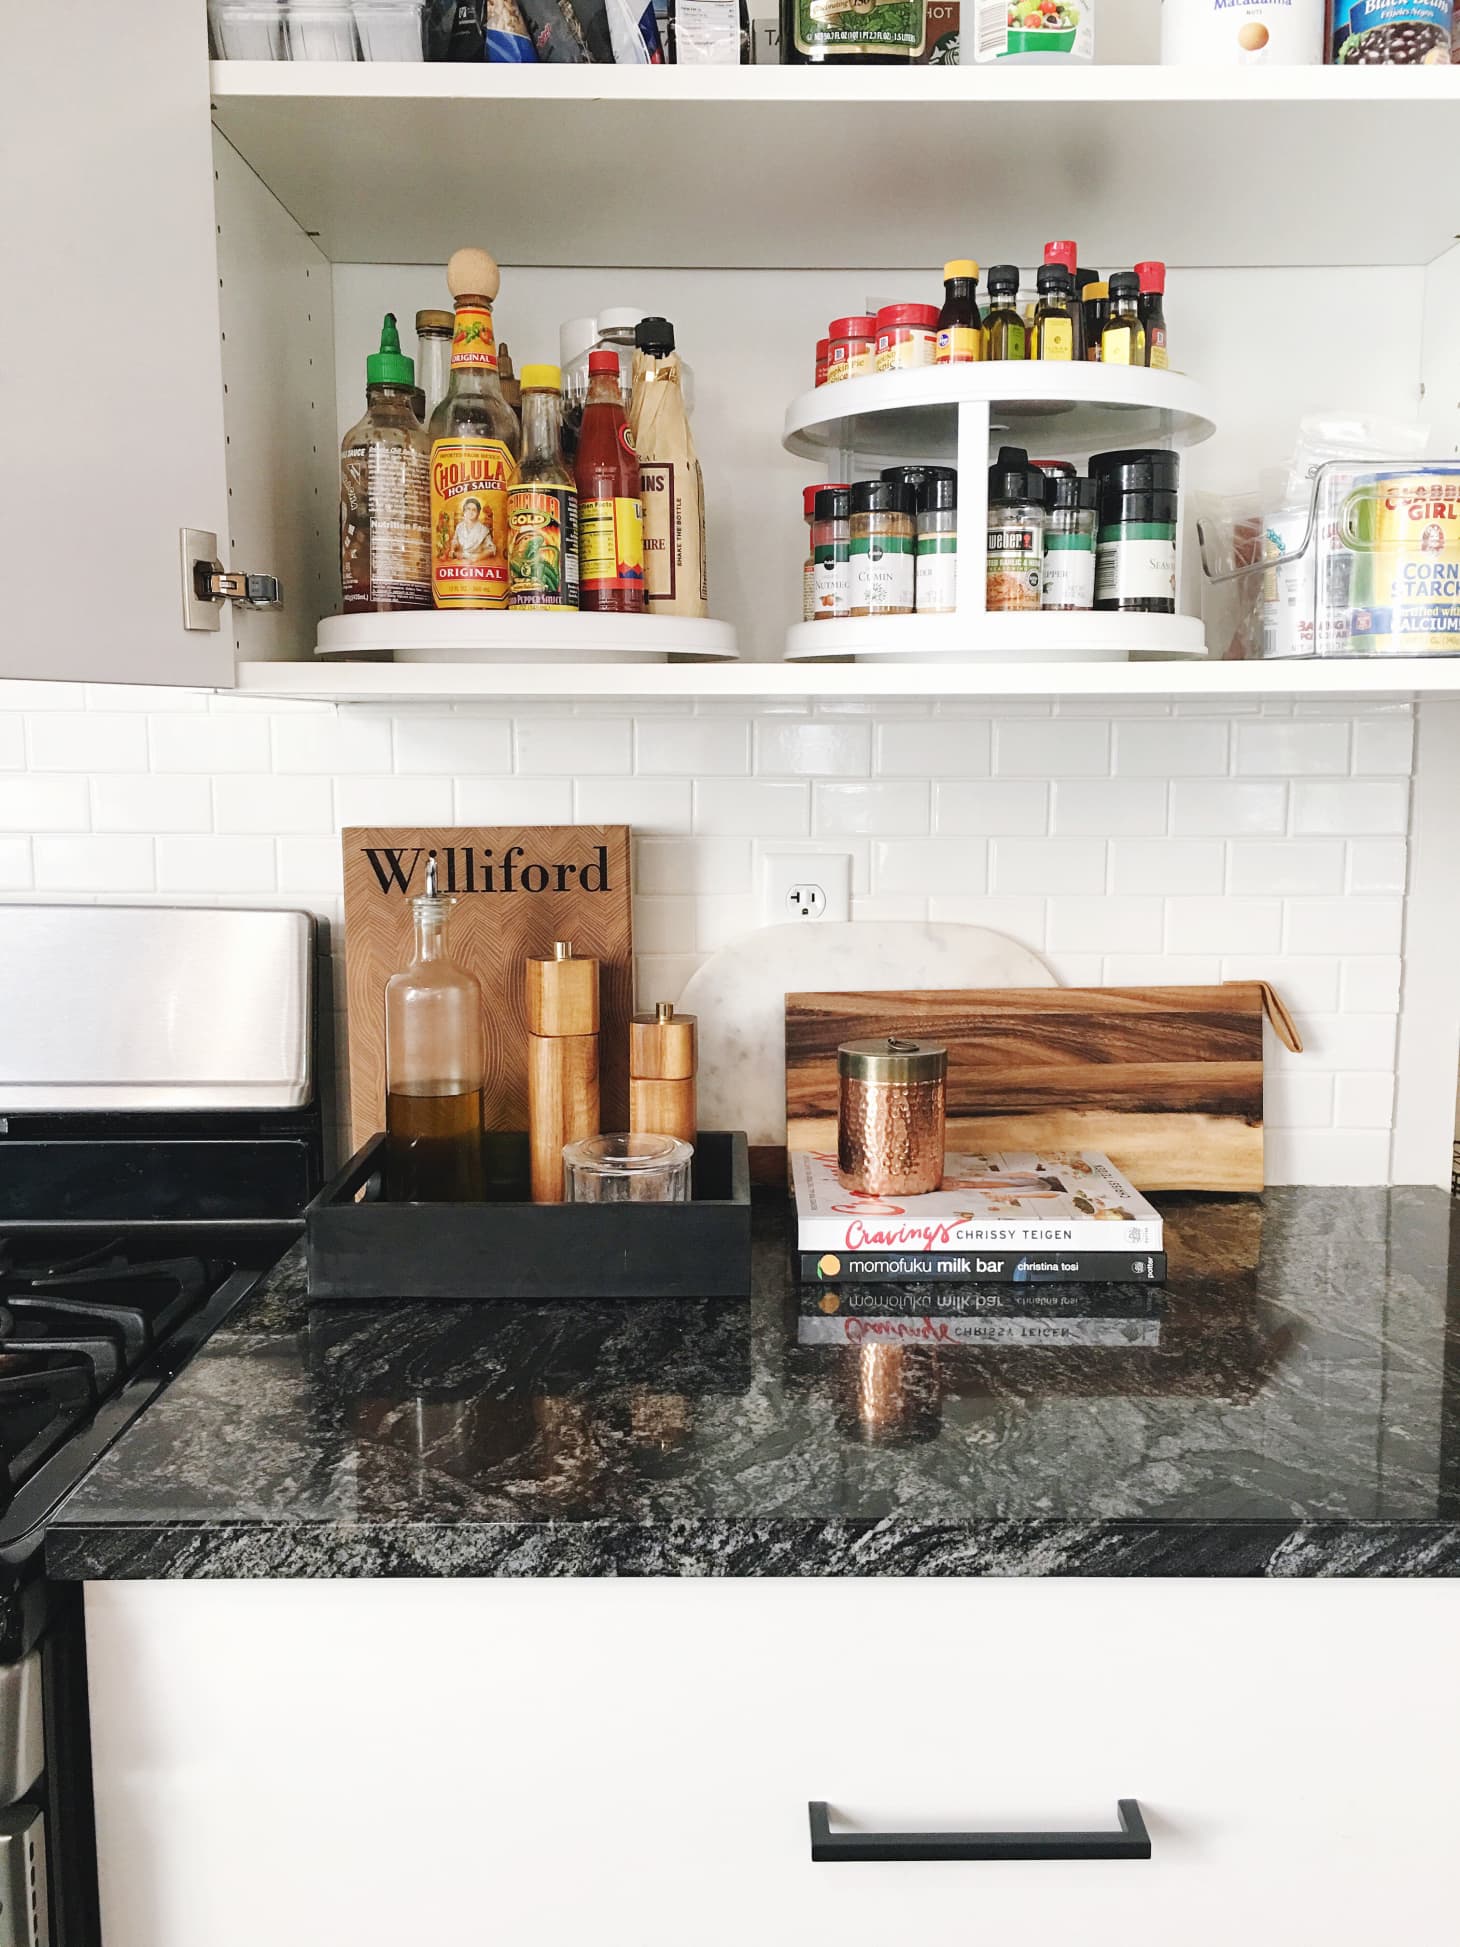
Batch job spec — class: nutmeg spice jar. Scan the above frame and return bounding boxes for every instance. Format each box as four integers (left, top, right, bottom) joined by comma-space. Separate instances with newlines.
837, 1037, 947, 1197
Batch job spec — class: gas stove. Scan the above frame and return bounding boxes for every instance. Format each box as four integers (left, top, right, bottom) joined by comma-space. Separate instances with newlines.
0, 903, 323, 1947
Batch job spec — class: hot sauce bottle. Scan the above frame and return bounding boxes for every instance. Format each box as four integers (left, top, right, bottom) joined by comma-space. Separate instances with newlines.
575, 349, 645, 614
427, 247, 522, 611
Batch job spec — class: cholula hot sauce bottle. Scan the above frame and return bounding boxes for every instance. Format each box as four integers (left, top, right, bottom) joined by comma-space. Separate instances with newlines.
427, 247, 521, 611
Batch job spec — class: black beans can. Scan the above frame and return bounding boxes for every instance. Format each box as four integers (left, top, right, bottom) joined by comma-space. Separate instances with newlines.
1090, 448, 1180, 615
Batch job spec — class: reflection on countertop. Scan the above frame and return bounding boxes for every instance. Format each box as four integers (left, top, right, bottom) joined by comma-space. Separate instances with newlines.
45, 1186, 1460, 1579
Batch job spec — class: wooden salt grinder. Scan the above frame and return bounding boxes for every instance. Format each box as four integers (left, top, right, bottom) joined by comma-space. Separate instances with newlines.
629, 1002, 698, 1149
526, 941, 600, 1204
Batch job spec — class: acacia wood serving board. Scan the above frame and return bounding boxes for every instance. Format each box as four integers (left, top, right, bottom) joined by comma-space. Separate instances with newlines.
343, 826, 632, 1152
785, 982, 1301, 1192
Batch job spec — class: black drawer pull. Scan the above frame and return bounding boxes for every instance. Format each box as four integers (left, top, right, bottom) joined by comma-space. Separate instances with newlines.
808, 1797, 1151, 1863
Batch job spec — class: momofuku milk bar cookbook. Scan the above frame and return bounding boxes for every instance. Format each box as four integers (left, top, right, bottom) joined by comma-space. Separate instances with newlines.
342, 826, 633, 1151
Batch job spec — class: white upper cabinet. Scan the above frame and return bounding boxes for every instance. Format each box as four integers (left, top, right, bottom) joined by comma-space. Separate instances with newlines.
0, 0, 235, 687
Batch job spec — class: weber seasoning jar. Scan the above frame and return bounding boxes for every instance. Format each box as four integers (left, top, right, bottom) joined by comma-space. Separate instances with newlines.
838, 1037, 947, 1197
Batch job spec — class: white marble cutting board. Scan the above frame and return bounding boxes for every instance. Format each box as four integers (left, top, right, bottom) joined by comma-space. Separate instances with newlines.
681, 921, 1056, 1145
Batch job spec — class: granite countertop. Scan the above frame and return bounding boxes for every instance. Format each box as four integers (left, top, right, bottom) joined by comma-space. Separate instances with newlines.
44, 1187, 1460, 1580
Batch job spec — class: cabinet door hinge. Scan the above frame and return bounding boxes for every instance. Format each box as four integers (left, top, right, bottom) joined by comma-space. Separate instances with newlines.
180, 528, 283, 631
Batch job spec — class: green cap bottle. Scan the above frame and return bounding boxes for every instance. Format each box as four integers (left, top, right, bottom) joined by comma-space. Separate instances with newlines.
366, 312, 415, 388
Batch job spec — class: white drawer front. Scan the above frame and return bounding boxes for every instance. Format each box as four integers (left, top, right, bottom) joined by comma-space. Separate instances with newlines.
86, 1577, 1459, 1946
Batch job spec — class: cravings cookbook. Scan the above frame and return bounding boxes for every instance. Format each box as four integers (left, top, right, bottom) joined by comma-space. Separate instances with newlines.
790, 1148, 1163, 1253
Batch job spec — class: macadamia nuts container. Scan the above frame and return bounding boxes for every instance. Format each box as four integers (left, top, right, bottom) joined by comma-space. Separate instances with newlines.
1159, 0, 1324, 63
837, 1038, 947, 1197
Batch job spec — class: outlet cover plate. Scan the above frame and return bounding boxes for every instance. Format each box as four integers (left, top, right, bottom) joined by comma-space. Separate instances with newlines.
760, 852, 852, 927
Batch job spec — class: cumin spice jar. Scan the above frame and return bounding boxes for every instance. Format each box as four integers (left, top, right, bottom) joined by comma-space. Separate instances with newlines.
838, 1037, 947, 1197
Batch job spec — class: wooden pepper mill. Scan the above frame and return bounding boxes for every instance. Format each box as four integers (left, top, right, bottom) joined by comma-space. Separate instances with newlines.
527, 941, 600, 1204
628, 1002, 698, 1149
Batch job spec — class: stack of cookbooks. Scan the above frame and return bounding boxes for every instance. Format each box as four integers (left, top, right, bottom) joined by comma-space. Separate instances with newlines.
792, 1149, 1166, 1347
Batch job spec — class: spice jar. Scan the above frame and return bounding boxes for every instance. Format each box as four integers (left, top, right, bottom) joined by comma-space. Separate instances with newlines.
1042, 473, 1098, 612
1091, 448, 1179, 615
811, 485, 852, 620
838, 1037, 947, 1197
881, 464, 957, 500
802, 484, 820, 622
850, 480, 916, 617
915, 474, 958, 615
826, 315, 876, 384
874, 303, 940, 373
986, 445, 1045, 612
814, 337, 831, 387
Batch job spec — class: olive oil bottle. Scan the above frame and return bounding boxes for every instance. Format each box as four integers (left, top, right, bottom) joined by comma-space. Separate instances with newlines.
984, 265, 1027, 361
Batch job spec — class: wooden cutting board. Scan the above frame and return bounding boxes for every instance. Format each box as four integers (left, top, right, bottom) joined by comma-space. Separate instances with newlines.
785, 982, 1301, 1192
343, 826, 632, 1151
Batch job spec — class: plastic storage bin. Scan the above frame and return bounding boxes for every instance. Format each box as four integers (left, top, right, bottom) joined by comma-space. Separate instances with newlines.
209, 0, 285, 58
287, 1, 359, 57
353, 0, 426, 57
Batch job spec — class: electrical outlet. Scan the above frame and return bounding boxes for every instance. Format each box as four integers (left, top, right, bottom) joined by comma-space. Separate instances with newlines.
760, 852, 852, 926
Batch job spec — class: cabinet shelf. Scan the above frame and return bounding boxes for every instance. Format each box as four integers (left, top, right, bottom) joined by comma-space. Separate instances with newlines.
784, 613, 1208, 662
316, 612, 738, 664
208, 64, 1460, 271
237, 657, 1460, 704
783, 364, 1216, 464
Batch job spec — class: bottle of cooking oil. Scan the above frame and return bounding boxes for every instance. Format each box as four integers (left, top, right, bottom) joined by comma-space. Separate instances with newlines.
384, 853, 486, 1202
984, 265, 1028, 361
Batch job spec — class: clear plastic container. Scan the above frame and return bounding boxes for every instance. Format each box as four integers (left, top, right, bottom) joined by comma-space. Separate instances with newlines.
563, 1132, 693, 1204
353, 0, 425, 57
287, 1, 359, 58
209, 0, 285, 58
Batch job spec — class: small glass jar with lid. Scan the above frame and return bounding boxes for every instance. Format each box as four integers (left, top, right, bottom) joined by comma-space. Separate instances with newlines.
849, 479, 916, 617
1042, 473, 1098, 612
811, 485, 852, 621
915, 473, 958, 615
837, 1037, 948, 1197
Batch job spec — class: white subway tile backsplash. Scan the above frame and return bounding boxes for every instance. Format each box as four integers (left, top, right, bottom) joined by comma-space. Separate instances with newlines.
814, 781, 927, 837
1223, 956, 1340, 1014
91, 775, 212, 834
156, 836, 276, 894
935, 781, 1048, 835
637, 718, 749, 775
0, 776, 90, 831
85, 683, 206, 712
0, 718, 23, 769
1166, 898, 1282, 955
1114, 720, 1227, 776
1334, 1073, 1397, 1128
1284, 897, 1404, 955
33, 836, 154, 893
0, 840, 30, 889
851, 893, 931, 923
1340, 957, 1402, 1014
27, 714, 148, 773
991, 838, 1105, 895
926, 894, 1047, 944
271, 711, 392, 775
632, 896, 698, 955
1265, 1072, 1335, 1128
1292, 779, 1409, 835
756, 720, 870, 776
1352, 715, 1415, 775
1234, 720, 1349, 776
996, 719, 1109, 777
694, 893, 758, 951
277, 836, 344, 894
1171, 780, 1287, 836
1103, 954, 1222, 986
872, 837, 987, 895
1110, 840, 1223, 894
634, 954, 702, 1009
394, 716, 512, 775
1228, 841, 1346, 896
1046, 897, 1162, 954
516, 718, 632, 776
696, 779, 809, 836
1044, 954, 1105, 986
152, 714, 273, 774
1052, 780, 1167, 836
1265, 1128, 1391, 1186
1347, 839, 1408, 895
214, 776, 334, 834
0, 682, 83, 711
635, 836, 752, 895
875, 719, 991, 777
453, 779, 574, 825
1292, 1013, 1398, 1072
335, 777, 455, 827
575, 779, 691, 833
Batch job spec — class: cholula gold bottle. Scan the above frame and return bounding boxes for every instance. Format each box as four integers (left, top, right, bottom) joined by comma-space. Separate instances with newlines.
384, 853, 486, 1202
427, 247, 522, 611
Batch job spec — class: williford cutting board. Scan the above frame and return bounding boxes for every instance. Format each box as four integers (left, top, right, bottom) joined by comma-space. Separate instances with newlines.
785, 983, 1301, 1192
343, 826, 632, 1151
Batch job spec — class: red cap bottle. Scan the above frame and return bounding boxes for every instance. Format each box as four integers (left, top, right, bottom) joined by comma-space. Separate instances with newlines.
1135, 261, 1166, 293
1044, 240, 1078, 275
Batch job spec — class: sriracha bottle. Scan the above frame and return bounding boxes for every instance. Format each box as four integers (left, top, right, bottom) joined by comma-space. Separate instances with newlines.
574, 349, 645, 615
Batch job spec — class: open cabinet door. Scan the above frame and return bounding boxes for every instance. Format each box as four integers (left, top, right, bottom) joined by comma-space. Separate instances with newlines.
0, 0, 236, 688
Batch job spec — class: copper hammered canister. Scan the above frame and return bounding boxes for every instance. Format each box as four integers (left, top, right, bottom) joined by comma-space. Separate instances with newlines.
837, 1037, 947, 1197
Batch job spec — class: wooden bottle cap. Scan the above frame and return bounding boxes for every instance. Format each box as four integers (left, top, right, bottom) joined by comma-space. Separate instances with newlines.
630, 1001, 697, 1082
446, 247, 501, 303
526, 941, 599, 1037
